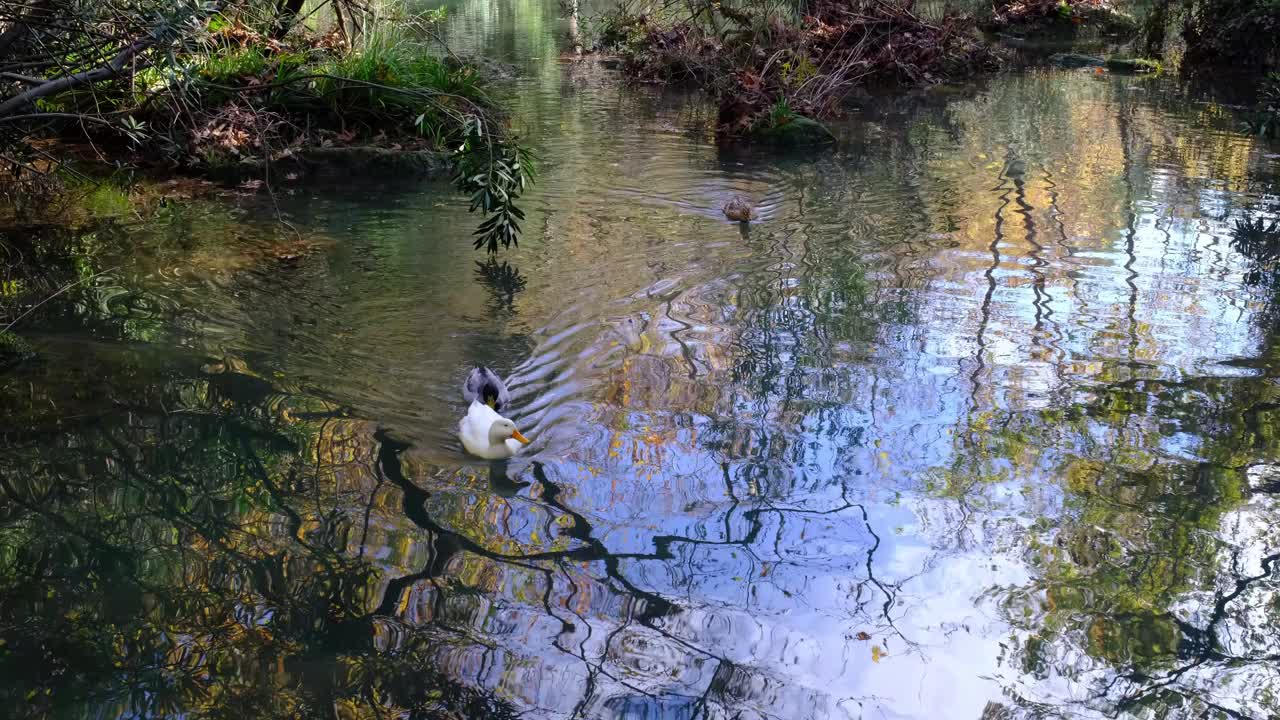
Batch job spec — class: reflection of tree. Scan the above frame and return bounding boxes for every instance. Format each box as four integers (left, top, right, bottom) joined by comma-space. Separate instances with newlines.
917, 79, 1280, 716
0, 356, 519, 719
939, 353, 1280, 717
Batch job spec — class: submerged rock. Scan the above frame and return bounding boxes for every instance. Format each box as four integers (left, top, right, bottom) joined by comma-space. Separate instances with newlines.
1047, 53, 1161, 73
1048, 52, 1106, 68
750, 116, 836, 148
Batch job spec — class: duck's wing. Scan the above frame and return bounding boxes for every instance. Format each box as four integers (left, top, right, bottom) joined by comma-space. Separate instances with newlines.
465, 399, 502, 425
462, 366, 511, 410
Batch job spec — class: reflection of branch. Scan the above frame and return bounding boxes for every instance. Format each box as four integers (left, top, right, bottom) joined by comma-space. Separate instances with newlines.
1, 264, 119, 332
855, 504, 912, 644
1106, 513, 1280, 715
969, 152, 1010, 413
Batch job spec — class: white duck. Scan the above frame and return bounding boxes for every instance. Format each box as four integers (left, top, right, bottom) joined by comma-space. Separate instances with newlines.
459, 366, 530, 459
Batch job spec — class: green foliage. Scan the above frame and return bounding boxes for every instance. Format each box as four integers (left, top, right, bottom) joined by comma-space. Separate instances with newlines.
310, 9, 484, 105
79, 185, 134, 216
1265, 72, 1280, 105
452, 120, 537, 253
0, 330, 35, 370
766, 96, 796, 128
311, 53, 485, 119
779, 54, 817, 88
291, 13, 491, 152
206, 14, 232, 34
1245, 72, 1280, 137
597, 0, 998, 137
1180, 0, 1280, 68
1241, 110, 1279, 137
194, 46, 269, 82
421, 5, 449, 24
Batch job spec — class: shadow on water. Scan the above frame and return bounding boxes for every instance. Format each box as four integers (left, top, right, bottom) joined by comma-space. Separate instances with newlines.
474, 258, 530, 311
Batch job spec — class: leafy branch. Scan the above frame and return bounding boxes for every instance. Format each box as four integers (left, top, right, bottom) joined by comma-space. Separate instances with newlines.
452, 117, 536, 254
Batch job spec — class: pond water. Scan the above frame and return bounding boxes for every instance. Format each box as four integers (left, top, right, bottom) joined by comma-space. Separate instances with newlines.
3, 1, 1280, 719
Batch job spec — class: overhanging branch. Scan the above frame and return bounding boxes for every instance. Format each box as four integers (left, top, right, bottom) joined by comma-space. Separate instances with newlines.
0, 21, 171, 117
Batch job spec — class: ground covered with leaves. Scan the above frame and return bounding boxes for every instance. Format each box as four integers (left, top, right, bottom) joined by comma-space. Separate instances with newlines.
596, 0, 1000, 138
982, 0, 1137, 36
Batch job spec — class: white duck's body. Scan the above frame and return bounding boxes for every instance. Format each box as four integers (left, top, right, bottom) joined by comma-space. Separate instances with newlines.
459, 400, 528, 459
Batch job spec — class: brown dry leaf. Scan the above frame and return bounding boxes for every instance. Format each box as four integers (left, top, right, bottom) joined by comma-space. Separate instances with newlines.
855, 631, 871, 641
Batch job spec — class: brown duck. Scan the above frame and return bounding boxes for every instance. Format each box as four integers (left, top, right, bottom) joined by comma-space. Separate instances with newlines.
723, 195, 756, 223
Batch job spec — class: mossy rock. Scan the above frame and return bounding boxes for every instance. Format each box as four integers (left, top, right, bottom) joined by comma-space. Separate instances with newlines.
0, 330, 36, 372
1048, 53, 1106, 68
751, 115, 836, 147
1047, 54, 1161, 73
1104, 57, 1161, 74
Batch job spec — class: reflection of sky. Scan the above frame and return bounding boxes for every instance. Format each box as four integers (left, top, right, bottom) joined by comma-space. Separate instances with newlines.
119, 1, 1280, 717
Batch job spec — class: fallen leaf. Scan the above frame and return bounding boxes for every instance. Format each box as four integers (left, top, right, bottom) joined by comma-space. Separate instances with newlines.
871, 645, 884, 662
855, 631, 871, 641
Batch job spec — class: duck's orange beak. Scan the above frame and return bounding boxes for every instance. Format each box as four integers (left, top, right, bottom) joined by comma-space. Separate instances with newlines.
511, 429, 531, 445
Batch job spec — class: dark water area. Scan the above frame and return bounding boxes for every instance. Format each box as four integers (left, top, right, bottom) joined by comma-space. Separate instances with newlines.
3, 0, 1280, 718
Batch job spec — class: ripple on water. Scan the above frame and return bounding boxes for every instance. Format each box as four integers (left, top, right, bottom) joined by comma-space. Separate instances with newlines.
12, 29, 1280, 720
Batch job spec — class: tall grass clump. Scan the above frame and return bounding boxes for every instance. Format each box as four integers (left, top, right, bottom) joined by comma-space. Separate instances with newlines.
295, 12, 533, 252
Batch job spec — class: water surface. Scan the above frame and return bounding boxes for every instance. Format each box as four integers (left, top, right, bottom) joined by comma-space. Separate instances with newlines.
2, 1, 1280, 718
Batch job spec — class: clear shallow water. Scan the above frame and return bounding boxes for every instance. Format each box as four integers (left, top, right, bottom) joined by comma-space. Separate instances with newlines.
3, 1, 1280, 718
